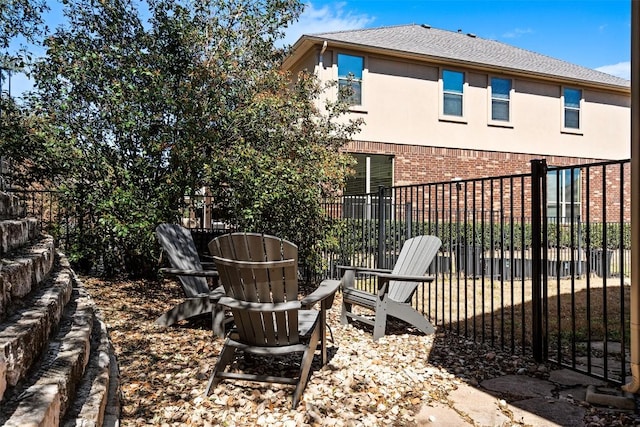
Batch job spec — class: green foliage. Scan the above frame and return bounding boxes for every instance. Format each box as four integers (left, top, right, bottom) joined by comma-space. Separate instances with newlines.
0, 0, 48, 49
4, 0, 360, 277
207, 70, 360, 273
327, 218, 631, 264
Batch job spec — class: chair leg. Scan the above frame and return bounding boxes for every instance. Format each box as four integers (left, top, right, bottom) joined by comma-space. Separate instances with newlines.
205, 342, 236, 396
292, 326, 320, 408
340, 301, 352, 325
373, 299, 388, 341
211, 304, 226, 338
388, 302, 436, 336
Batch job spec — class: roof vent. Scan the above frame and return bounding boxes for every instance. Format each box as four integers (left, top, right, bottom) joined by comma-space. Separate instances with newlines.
421, 24, 431, 29
457, 29, 462, 33
467, 33, 477, 38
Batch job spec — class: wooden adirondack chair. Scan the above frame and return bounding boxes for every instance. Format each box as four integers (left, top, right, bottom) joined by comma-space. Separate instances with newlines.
208, 232, 298, 266
206, 254, 339, 408
208, 232, 334, 365
340, 235, 442, 340
155, 223, 227, 335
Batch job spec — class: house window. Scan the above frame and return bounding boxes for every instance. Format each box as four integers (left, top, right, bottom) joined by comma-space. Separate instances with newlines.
344, 153, 393, 220
345, 153, 393, 195
442, 69, 464, 117
337, 54, 364, 106
547, 169, 581, 223
563, 87, 582, 130
490, 77, 511, 122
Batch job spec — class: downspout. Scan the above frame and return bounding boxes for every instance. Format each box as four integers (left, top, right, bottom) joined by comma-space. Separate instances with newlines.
622, 0, 640, 394
319, 40, 328, 67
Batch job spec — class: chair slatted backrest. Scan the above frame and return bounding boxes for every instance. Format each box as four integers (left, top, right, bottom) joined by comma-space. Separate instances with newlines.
156, 223, 209, 296
388, 235, 442, 303
214, 257, 300, 346
209, 233, 298, 301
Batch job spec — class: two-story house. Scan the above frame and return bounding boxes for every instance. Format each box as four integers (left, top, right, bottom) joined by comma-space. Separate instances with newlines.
283, 24, 631, 221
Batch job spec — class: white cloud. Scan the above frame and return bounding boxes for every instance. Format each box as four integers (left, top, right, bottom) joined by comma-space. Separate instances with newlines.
282, 2, 375, 46
502, 28, 533, 39
595, 61, 631, 80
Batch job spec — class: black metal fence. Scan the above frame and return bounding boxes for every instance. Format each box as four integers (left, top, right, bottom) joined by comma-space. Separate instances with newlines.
322, 158, 631, 385
4, 158, 631, 384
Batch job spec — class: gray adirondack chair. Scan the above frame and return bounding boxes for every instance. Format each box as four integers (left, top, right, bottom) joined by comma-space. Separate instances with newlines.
340, 235, 442, 340
206, 253, 339, 408
155, 223, 227, 335
208, 232, 298, 266
208, 232, 334, 365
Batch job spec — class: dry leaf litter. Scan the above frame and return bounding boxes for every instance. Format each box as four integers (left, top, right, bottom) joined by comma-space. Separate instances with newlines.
82, 277, 637, 426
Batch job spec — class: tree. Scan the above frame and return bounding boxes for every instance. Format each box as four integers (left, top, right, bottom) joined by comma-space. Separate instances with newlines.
1, 0, 49, 187
19, 0, 360, 277
0, 0, 48, 50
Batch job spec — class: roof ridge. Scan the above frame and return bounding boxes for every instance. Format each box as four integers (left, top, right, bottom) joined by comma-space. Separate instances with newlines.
301, 24, 629, 87
462, 29, 631, 83
309, 23, 417, 37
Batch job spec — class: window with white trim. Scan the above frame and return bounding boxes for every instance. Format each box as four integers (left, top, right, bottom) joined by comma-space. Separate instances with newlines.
442, 69, 464, 117
345, 153, 393, 195
490, 77, 512, 122
337, 53, 364, 106
344, 153, 393, 220
547, 168, 581, 223
563, 87, 582, 130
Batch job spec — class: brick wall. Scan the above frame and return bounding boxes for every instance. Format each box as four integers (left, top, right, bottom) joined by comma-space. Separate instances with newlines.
343, 140, 630, 223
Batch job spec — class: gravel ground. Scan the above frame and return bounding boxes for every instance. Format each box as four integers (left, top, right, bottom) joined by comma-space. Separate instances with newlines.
82, 276, 638, 426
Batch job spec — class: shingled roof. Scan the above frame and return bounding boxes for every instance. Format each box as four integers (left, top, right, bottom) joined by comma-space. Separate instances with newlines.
293, 24, 629, 90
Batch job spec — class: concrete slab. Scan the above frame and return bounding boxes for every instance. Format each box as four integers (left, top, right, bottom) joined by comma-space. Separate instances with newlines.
549, 369, 606, 387
415, 402, 472, 426
481, 375, 555, 399
448, 382, 511, 427
585, 385, 636, 410
510, 397, 586, 427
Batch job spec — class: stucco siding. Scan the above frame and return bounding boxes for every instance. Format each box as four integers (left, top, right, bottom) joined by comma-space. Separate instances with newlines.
315, 49, 629, 160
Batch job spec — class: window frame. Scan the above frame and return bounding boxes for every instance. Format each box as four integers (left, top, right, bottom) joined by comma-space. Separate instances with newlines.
344, 153, 394, 220
336, 52, 365, 108
561, 86, 583, 134
439, 68, 467, 123
488, 76, 514, 127
547, 168, 581, 224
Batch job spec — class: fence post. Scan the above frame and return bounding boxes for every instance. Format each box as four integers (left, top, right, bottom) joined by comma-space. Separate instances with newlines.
405, 202, 413, 240
530, 159, 547, 362
377, 186, 386, 269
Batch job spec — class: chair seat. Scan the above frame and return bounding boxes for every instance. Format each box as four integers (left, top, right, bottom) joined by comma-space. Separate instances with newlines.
342, 287, 377, 309
226, 310, 320, 356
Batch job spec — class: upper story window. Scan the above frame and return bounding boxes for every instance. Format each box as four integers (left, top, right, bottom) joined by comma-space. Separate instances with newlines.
563, 87, 582, 130
490, 77, 512, 122
442, 69, 464, 117
337, 53, 364, 106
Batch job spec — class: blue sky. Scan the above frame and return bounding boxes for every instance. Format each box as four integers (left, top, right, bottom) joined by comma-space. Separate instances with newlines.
286, 0, 632, 79
4, 0, 633, 96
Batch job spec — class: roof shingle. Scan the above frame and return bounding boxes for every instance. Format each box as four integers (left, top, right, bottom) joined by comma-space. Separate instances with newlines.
304, 24, 629, 89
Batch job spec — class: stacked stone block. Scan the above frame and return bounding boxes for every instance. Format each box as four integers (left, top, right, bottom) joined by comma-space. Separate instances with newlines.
0, 191, 120, 426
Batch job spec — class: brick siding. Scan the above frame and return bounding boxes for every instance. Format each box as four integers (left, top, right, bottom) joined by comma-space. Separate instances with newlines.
343, 140, 630, 223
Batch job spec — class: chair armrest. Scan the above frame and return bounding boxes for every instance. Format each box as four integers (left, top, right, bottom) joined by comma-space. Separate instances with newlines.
159, 267, 220, 278
300, 279, 340, 309
369, 272, 436, 283
337, 265, 393, 274
218, 297, 301, 312
200, 261, 217, 270
369, 272, 435, 294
